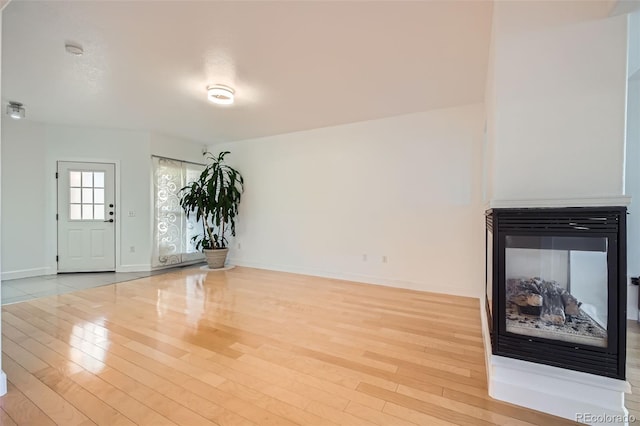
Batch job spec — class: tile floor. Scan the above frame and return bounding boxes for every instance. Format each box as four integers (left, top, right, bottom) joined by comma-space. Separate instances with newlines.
1, 265, 200, 305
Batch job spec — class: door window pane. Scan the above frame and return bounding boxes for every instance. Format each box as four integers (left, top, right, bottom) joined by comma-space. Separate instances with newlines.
94, 188, 104, 204
82, 188, 93, 204
70, 204, 81, 220
82, 172, 93, 187
82, 204, 94, 219
94, 205, 105, 220
94, 172, 105, 188
70, 171, 81, 187
70, 188, 81, 203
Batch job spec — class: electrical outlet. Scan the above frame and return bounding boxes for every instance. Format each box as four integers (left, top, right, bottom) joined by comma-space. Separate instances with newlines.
382, 255, 388, 263
237, 242, 242, 249
128, 211, 136, 217
129, 246, 135, 253
362, 254, 367, 261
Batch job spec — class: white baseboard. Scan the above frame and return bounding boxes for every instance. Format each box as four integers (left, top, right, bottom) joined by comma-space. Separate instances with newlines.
117, 264, 152, 273
1, 266, 56, 281
0, 371, 6, 396
227, 257, 480, 298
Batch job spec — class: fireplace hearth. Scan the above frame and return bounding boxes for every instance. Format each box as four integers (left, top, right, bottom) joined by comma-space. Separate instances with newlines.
486, 207, 627, 379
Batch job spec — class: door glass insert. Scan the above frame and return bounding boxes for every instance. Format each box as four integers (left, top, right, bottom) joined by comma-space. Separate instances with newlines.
69, 171, 106, 220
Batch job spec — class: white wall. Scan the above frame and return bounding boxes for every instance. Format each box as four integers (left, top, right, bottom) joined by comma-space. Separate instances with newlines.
490, 10, 627, 200
150, 132, 206, 165
482, 10, 496, 206
210, 104, 485, 297
1, 119, 48, 277
1, 121, 207, 279
505, 249, 569, 284
570, 251, 609, 328
629, 10, 640, 79
42, 124, 152, 272
0, 5, 7, 396
626, 10, 640, 319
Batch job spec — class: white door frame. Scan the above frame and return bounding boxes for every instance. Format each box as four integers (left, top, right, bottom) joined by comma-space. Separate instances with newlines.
53, 157, 122, 273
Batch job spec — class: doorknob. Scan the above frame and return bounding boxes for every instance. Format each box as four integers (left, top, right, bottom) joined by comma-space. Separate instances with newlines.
104, 219, 114, 223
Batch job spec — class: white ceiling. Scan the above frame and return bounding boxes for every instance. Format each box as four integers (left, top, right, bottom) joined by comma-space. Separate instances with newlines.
2, 1, 493, 144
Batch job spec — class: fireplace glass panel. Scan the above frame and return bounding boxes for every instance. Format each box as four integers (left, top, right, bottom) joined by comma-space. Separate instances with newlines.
505, 235, 608, 348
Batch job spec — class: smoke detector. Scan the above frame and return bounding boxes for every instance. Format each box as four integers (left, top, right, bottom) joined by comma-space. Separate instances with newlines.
65, 42, 84, 56
6, 102, 25, 120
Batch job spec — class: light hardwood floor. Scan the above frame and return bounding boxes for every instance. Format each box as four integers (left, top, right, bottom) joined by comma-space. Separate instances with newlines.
0, 267, 587, 425
625, 320, 640, 421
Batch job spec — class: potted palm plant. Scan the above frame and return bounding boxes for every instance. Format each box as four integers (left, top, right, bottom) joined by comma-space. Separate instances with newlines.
179, 151, 244, 269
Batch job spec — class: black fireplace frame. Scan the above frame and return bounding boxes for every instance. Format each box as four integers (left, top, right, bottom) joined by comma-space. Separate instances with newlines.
485, 207, 627, 379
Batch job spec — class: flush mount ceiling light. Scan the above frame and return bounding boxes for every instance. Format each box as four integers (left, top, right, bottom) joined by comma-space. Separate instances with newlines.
207, 85, 235, 105
6, 102, 25, 120
65, 42, 84, 56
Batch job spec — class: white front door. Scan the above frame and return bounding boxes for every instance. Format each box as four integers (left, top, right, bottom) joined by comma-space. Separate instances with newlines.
57, 161, 116, 272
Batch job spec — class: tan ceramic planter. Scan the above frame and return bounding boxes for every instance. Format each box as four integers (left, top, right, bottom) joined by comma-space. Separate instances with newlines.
204, 248, 229, 269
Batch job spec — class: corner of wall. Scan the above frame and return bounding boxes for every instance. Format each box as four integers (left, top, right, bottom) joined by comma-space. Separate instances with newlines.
0, 5, 6, 387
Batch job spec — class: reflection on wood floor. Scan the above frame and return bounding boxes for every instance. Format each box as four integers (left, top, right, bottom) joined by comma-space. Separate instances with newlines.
0, 266, 582, 425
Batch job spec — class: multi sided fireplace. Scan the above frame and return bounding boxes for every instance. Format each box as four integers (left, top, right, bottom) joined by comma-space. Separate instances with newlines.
485, 207, 627, 379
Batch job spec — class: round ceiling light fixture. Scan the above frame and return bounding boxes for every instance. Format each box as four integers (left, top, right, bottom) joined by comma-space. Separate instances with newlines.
6, 102, 25, 120
65, 42, 84, 56
207, 85, 235, 105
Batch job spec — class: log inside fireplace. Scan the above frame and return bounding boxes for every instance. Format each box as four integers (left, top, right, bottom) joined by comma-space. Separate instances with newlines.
507, 278, 581, 323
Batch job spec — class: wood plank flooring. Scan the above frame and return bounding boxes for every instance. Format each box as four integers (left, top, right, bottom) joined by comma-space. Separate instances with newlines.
624, 320, 640, 421
0, 267, 584, 425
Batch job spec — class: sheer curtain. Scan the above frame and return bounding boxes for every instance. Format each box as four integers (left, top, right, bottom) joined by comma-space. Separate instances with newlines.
152, 156, 205, 268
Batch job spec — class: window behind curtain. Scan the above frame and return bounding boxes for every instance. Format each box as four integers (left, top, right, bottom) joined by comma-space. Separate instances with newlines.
152, 156, 206, 267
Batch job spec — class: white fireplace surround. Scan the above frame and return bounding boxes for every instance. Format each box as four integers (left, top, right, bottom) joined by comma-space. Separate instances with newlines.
481, 305, 631, 425
482, 196, 632, 425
